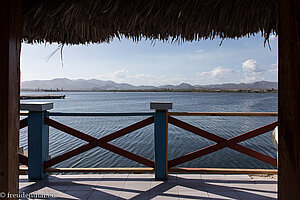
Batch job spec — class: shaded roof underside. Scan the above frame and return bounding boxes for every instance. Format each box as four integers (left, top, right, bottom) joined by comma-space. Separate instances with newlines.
22, 0, 277, 45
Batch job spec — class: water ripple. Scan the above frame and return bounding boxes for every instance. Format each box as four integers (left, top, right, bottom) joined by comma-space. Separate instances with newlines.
20, 92, 278, 169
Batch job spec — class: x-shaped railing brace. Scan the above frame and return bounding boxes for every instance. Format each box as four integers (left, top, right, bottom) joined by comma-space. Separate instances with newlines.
43, 116, 277, 170
44, 117, 155, 168
168, 116, 278, 168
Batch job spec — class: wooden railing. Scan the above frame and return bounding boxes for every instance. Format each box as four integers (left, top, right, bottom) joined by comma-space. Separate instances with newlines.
169, 112, 278, 117
19, 102, 278, 180
168, 112, 278, 169
19, 115, 29, 166
44, 113, 155, 168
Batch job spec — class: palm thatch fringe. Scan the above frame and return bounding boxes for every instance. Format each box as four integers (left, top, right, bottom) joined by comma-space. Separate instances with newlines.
22, 0, 277, 45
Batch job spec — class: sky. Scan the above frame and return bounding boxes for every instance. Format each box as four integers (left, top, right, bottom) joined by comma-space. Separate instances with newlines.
21, 33, 278, 86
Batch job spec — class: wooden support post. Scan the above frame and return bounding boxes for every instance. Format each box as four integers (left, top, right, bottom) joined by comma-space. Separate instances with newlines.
278, 0, 300, 199
21, 103, 53, 180
151, 102, 172, 180
0, 0, 21, 196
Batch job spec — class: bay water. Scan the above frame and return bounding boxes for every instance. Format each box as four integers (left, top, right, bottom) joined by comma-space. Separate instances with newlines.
20, 92, 278, 169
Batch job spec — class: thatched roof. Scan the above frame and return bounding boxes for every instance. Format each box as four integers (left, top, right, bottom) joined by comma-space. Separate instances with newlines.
22, 0, 277, 45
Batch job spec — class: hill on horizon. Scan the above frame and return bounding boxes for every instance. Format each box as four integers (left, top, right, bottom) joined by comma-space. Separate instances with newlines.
21, 78, 278, 91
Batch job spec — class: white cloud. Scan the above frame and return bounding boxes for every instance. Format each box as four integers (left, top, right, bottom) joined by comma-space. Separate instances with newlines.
240, 60, 278, 83
269, 34, 277, 41
242, 59, 264, 74
244, 75, 257, 83
195, 49, 204, 53
129, 73, 199, 86
268, 63, 278, 73
92, 59, 278, 86
110, 69, 127, 79
197, 67, 233, 78
196, 66, 235, 84
194, 59, 275, 85
94, 69, 192, 86
241, 59, 263, 83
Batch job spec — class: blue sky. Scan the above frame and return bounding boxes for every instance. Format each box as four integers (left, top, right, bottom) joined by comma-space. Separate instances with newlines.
21, 34, 278, 86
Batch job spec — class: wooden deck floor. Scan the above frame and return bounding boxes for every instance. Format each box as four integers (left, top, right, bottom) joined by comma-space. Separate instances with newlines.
19, 174, 277, 200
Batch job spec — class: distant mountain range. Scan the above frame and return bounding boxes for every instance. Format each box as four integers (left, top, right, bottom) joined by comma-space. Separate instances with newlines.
21, 78, 278, 91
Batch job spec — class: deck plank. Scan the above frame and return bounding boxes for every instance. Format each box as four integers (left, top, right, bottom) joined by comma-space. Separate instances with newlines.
19, 174, 277, 200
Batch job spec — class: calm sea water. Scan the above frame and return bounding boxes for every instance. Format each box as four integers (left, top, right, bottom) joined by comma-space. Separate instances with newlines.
20, 92, 278, 169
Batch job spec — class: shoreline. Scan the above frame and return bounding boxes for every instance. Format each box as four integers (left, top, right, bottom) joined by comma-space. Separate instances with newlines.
21, 89, 278, 93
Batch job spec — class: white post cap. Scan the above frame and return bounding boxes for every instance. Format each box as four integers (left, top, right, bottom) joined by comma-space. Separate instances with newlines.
20, 102, 53, 111
150, 102, 172, 110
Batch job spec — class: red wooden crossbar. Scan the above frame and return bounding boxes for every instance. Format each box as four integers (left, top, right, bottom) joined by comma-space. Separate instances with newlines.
19, 153, 28, 166
19, 118, 28, 129
168, 116, 278, 168
44, 116, 154, 168
19, 118, 28, 166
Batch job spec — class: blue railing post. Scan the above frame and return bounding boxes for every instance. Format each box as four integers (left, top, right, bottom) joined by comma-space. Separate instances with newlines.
151, 102, 172, 180
20, 102, 53, 180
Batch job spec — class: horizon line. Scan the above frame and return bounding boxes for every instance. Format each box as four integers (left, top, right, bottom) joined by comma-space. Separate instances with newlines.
21, 77, 278, 87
